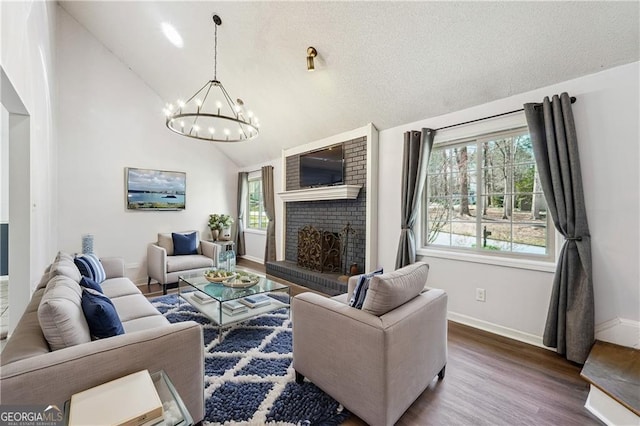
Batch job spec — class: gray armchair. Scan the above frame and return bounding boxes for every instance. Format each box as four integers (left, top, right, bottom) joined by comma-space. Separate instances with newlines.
147, 231, 218, 294
292, 262, 448, 426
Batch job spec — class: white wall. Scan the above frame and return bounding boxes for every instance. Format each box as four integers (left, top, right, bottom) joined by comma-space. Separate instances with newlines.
378, 62, 640, 344
240, 160, 283, 264
1, 106, 8, 223
56, 9, 238, 282
1, 1, 58, 330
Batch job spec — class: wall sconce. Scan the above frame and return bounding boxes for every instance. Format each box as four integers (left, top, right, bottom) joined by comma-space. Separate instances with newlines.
307, 47, 317, 72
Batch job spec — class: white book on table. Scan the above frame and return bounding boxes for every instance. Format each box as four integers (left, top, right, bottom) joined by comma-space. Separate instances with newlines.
224, 300, 247, 311
69, 370, 163, 426
192, 292, 215, 304
222, 305, 248, 316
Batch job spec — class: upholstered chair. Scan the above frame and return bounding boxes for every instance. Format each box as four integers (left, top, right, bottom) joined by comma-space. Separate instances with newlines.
292, 262, 447, 426
147, 231, 217, 294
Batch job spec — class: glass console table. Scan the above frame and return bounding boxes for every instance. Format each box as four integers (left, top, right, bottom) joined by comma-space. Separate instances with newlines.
64, 370, 193, 426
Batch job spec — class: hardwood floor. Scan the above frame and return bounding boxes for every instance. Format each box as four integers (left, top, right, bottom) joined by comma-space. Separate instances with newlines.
237, 258, 600, 425
150, 258, 601, 425
380, 322, 601, 426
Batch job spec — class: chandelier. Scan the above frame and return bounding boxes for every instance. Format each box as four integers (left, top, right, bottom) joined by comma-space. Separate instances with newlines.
164, 14, 259, 142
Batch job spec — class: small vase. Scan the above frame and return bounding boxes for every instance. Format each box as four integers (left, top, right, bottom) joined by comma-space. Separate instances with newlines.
210, 229, 219, 241
350, 263, 359, 275
219, 227, 231, 241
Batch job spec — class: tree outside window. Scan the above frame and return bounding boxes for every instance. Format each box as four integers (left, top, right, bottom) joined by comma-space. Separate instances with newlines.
248, 178, 268, 230
424, 128, 553, 258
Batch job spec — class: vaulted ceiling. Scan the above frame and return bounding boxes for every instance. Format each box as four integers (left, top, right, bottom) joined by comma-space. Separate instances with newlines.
59, 1, 640, 167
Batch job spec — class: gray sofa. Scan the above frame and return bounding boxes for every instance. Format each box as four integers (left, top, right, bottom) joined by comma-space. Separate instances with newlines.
147, 231, 218, 294
292, 262, 448, 426
0, 252, 204, 423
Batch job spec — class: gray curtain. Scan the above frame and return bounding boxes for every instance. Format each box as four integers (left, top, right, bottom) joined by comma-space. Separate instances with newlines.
235, 172, 248, 256
524, 93, 593, 364
395, 128, 435, 269
261, 165, 276, 263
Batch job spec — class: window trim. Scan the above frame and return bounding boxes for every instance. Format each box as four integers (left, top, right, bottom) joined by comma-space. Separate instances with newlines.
246, 176, 268, 231
244, 227, 267, 236
417, 111, 558, 271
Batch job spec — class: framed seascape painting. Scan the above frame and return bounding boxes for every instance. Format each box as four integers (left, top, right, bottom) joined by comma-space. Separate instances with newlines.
125, 167, 186, 211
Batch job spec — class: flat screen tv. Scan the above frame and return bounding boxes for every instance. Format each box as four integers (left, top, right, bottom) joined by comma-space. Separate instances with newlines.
299, 144, 344, 188
126, 167, 186, 210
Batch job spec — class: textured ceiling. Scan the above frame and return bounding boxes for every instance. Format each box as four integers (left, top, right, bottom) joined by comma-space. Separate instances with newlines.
59, 1, 640, 167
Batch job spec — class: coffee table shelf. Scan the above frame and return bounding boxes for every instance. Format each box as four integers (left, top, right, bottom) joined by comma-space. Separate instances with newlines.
181, 291, 289, 324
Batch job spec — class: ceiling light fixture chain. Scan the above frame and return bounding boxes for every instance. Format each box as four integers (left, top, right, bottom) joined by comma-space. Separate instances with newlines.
164, 13, 259, 143
213, 14, 219, 82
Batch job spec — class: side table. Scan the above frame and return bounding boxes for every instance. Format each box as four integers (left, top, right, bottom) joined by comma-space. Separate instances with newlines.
63, 370, 193, 426
208, 240, 235, 251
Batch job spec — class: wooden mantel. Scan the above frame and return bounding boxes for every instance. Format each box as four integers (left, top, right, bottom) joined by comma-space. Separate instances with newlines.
277, 184, 362, 202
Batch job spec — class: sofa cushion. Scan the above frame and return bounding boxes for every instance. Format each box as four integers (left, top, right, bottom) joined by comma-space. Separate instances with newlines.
349, 268, 383, 309
172, 232, 198, 255
80, 276, 103, 293
110, 294, 163, 322
0, 308, 50, 365
35, 265, 53, 290
81, 288, 125, 339
101, 277, 142, 299
166, 255, 213, 273
50, 257, 82, 284
362, 262, 429, 316
55, 251, 75, 263
74, 254, 106, 283
38, 275, 91, 351
158, 233, 175, 256
122, 315, 170, 333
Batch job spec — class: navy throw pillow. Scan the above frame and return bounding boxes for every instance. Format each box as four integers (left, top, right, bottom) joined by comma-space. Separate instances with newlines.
349, 268, 383, 309
81, 288, 124, 339
172, 232, 198, 255
80, 276, 103, 294
74, 254, 106, 283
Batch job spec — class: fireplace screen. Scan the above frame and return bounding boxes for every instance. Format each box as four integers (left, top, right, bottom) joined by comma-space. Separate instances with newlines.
297, 225, 341, 273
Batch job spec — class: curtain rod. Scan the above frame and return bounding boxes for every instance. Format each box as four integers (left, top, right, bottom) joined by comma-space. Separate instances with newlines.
434, 96, 576, 132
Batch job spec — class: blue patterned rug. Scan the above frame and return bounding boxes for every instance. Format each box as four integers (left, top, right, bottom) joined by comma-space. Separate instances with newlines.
150, 293, 349, 425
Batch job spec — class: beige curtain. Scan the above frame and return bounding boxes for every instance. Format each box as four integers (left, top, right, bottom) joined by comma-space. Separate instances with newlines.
261, 166, 276, 263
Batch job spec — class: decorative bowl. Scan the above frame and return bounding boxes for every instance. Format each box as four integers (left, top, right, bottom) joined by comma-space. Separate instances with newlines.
204, 271, 236, 283
221, 275, 260, 288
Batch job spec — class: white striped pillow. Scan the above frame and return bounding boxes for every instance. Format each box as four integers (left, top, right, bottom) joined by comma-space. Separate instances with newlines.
74, 254, 106, 283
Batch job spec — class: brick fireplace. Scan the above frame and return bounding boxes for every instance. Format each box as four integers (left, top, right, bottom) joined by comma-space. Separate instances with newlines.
266, 134, 372, 295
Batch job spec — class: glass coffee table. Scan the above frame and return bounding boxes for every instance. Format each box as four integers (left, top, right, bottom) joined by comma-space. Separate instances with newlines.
178, 270, 290, 341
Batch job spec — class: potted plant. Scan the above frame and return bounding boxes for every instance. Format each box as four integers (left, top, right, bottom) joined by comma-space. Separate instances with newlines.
208, 214, 234, 241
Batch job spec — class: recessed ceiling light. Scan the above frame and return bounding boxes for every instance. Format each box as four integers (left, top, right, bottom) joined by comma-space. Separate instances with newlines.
162, 22, 183, 48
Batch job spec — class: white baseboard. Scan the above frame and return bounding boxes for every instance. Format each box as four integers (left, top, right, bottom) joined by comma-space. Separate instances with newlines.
596, 318, 640, 349
240, 255, 264, 265
447, 311, 548, 349
585, 384, 640, 426
125, 262, 148, 286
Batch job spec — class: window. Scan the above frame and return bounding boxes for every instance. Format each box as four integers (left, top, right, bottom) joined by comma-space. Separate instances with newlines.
247, 177, 268, 230
423, 127, 553, 260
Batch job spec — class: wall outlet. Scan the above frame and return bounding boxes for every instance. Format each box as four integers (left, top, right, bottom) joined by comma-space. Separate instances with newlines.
476, 288, 486, 302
